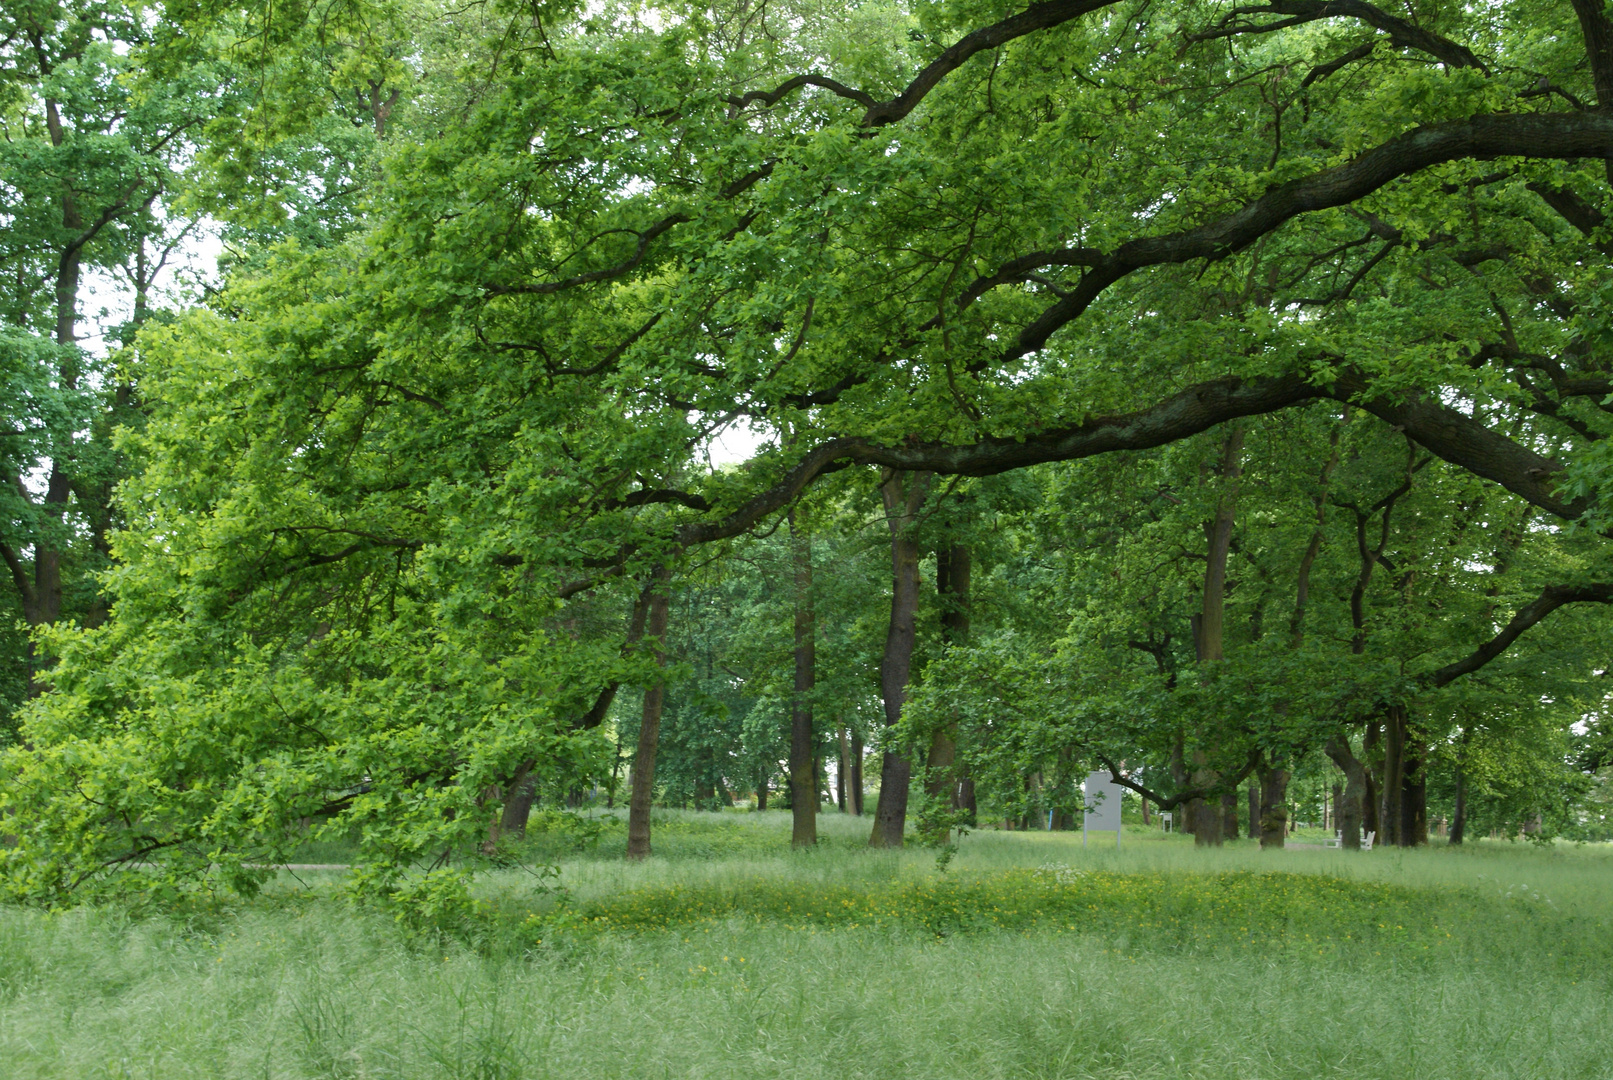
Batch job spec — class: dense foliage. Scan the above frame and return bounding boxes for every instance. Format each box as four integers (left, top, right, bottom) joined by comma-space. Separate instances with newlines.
4, 0, 1613, 907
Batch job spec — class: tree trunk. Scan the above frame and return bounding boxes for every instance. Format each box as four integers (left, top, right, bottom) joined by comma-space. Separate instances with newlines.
498, 766, 538, 838
1258, 764, 1290, 849
1450, 762, 1467, 846
1170, 730, 1192, 836
626, 568, 672, 860
869, 470, 932, 847
1380, 706, 1406, 847
1185, 429, 1243, 848
789, 507, 817, 847
1362, 721, 1381, 839
1402, 736, 1428, 847
1221, 790, 1239, 840
850, 732, 864, 815
923, 542, 971, 839
1189, 754, 1223, 846
1324, 737, 1366, 850
836, 726, 849, 812
1197, 426, 1244, 664
1246, 785, 1260, 839
923, 732, 956, 842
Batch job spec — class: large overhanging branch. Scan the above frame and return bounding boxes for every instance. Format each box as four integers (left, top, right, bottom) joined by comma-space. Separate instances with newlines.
985, 111, 1613, 360
1191, 0, 1486, 72
1426, 583, 1613, 688
675, 369, 1586, 551
735, 0, 1485, 128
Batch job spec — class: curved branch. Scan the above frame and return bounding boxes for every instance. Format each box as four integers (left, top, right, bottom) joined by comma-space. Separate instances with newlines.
676, 365, 1590, 553
486, 214, 690, 296
732, 0, 1116, 127
1426, 583, 1613, 687
1195, 1, 1485, 71
727, 74, 877, 114
1096, 751, 1260, 811
1000, 110, 1613, 359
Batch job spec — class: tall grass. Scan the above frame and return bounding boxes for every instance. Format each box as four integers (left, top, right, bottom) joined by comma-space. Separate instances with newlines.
2, 813, 1609, 1079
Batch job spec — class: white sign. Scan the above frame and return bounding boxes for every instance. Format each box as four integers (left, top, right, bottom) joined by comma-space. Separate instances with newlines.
1083, 772, 1124, 829
1083, 771, 1125, 848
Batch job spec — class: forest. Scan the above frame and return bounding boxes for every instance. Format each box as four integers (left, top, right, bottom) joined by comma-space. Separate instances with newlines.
2, 1, 1613, 1075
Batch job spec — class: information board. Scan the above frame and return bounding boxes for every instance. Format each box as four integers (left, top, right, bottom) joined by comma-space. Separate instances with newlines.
1082, 771, 1125, 848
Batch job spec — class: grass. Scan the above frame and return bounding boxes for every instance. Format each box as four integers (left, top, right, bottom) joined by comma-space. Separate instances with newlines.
2, 811, 1611, 1079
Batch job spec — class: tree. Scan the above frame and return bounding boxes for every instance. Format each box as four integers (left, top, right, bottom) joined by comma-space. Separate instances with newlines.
12, 0, 1613, 901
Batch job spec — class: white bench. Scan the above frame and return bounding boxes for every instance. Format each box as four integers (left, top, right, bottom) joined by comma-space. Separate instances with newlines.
1323, 829, 1375, 850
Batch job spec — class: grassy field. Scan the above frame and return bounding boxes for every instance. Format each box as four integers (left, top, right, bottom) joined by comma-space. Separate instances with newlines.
2, 811, 1610, 1080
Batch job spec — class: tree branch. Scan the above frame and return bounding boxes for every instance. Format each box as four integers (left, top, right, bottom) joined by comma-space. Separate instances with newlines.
1426, 583, 1613, 687
733, 0, 1117, 127
997, 110, 1613, 359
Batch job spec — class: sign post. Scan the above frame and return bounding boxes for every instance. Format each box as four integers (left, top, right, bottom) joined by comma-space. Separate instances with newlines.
1082, 771, 1124, 849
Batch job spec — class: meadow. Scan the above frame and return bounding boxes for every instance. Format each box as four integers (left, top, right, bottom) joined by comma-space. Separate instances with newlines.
1, 812, 1609, 1080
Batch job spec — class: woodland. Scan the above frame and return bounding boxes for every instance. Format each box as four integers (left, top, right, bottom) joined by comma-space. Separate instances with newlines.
2, 0, 1613, 918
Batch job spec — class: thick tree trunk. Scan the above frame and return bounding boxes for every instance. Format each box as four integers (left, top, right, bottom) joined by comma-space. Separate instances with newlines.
1324, 737, 1366, 850
499, 766, 538, 838
869, 470, 932, 847
1247, 785, 1260, 839
1379, 706, 1407, 847
1258, 764, 1290, 849
1189, 757, 1223, 846
626, 569, 672, 860
789, 508, 817, 847
1221, 790, 1239, 840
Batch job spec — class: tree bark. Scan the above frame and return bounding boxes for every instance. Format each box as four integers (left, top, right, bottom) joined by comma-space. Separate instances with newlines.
1362, 721, 1381, 840
1402, 738, 1428, 847
1188, 428, 1243, 848
1450, 732, 1469, 845
1187, 760, 1222, 845
1258, 764, 1290, 849
850, 732, 864, 815
1198, 426, 1244, 664
1221, 790, 1239, 841
626, 567, 672, 860
1247, 784, 1260, 839
869, 470, 932, 847
1324, 737, 1366, 850
1170, 730, 1191, 836
498, 767, 539, 838
836, 726, 849, 812
1380, 706, 1406, 848
923, 542, 972, 837
789, 507, 817, 846
1450, 767, 1467, 846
